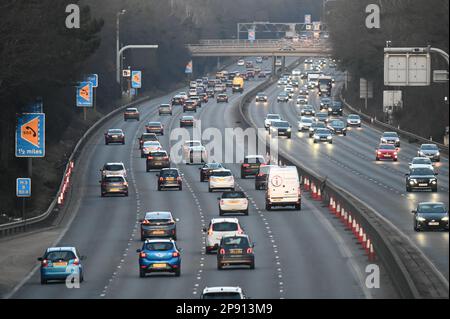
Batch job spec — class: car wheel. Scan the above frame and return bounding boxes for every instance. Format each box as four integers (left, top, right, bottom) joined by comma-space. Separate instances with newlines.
376, 157, 379, 161
217, 263, 223, 270
266, 203, 272, 211
175, 268, 181, 277
179, 185, 182, 191
241, 172, 245, 179
158, 186, 162, 191
329, 141, 333, 144
40, 278, 47, 285
250, 261, 255, 270
432, 187, 438, 193
219, 209, 224, 216
124, 192, 128, 197
140, 235, 145, 241
200, 176, 204, 182
414, 223, 420, 232
394, 159, 398, 162
208, 187, 212, 193
295, 203, 301, 211
244, 208, 249, 216
313, 140, 317, 144
139, 269, 146, 278
406, 186, 411, 192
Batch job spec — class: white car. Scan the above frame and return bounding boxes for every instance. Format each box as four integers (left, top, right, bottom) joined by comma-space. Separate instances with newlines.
201, 286, 247, 299
291, 69, 302, 76
178, 92, 188, 100
296, 96, 308, 105
284, 85, 294, 93
209, 169, 235, 192
188, 88, 197, 97
409, 158, 435, 172
237, 59, 245, 66
298, 117, 314, 131
203, 218, 244, 253
141, 141, 161, 157
182, 140, 202, 158
218, 191, 249, 215
100, 162, 126, 178
346, 114, 362, 127
255, 57, 263, 64
264, 114, 282, 129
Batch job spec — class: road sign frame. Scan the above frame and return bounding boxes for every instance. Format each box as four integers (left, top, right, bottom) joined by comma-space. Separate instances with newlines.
15, 113, 45, 158
16, 178, 31, 197
131, 71, 142, 88
384, 53, 431, 86
86, 74, 98, 88
76, 82, 93, 107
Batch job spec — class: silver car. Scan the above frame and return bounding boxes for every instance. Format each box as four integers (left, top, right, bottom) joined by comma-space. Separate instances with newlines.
418, 144, 440, 162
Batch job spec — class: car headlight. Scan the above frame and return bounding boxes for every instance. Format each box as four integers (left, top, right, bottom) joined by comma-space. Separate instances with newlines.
436, 152, 440, 156
287, 128, 291, 132
313, 134, 319, 139
309, 127, 314, 132
416, 216, 426, 222
431, 179, 437, 184
441, 216, 449, 222
328, 107, 332, 112
327, 135, 332, 140
381, 139, 387, 143
409, 179, 417, 185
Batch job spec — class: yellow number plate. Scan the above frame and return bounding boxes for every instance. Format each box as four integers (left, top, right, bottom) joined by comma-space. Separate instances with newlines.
152, 263, 166, 269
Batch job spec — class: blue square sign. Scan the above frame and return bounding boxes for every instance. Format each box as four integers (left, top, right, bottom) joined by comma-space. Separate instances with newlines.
16, 178, 31, 197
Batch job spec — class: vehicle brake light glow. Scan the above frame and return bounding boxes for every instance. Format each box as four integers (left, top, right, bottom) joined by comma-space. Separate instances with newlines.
148, 156, 154, 160
219, 249, 225, 255
73, 258, 80, 266
142, 219, 150, 225
42, 259, 49, 267
243, 164, 250, 167
246, 248, 253, 254
172, 252, 180, 258
139, 252, 147, 258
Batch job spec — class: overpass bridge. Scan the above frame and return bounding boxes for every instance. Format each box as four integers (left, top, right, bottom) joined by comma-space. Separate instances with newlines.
186, 39, 333, 73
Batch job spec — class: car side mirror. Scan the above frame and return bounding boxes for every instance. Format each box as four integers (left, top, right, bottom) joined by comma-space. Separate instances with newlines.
411, 210, 417, 214
37, 257, 43, 261
175, 218, 180, 222
217, 197, 221, 200
156, 174, 159, 177
136, 249, 141, 253
405, 174, 409, 177
435, 173, 438, 176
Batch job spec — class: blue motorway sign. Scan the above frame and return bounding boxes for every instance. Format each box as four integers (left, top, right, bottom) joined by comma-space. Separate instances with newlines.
76, 82, 93, 107
15, 113, 45, 158
16, 178, 31, 197
86, 74, 98, 88
131, 71, 142, 88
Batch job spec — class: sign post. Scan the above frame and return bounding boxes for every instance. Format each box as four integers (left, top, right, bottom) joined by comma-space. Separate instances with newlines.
360, 78, 373, 110
131, 71, 142, 97
86, 74, 98, 111
76, 81, 93, 120
16, 178, 31, 223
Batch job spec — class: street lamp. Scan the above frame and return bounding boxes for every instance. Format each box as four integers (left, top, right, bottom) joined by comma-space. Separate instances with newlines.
116, 10, 127, 88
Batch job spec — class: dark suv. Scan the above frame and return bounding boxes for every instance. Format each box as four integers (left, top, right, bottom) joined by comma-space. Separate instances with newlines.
406, 167, 438, 192
146, 150, 170, 171
217, 235, 255, 270
157, 168, 182, 191
240, 155, 266, 179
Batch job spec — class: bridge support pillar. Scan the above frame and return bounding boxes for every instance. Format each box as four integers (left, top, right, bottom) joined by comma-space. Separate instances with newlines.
217, 57, 221, 70
272, 56, 277, 77
281, 56, 286, 72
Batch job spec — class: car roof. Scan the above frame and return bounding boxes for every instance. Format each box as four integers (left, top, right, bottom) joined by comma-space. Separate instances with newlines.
147, 121, 162, 125
421, 144, 438, 148
144, 238, 175, 244
143, 141, 160, 145
149, 149, 167, 154
126, 107, 138, 111
210, 218, 239, 224
182, 115, 194, 119
104, 162, 125, 166
46, 247, 76, 253
410, 164, 433, 169
418, 202, 445, 206
202, 286, 243, 294
108, 128, 123, 132
104, 174, 126, 179
412, 157, 432, 161
161, 168, 179, 172
144, 211, 172, 219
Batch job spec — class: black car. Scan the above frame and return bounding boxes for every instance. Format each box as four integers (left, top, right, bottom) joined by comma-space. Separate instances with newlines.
328, 119, 347, 136
309, 122, 327, 138
138, 133, 158, 149
104, 129, 125, 145
146, 150, 170, 171
328, 101, 343, 116
406, 167, 438, 192
270, 120, 292, 138
157, 168, 182, 191
140, 211, 178, 241
255, 165, 277, 190
217, 235, 255, 270
199, 162, 224, 182
412, 202, 448, 232
100, 175, 128, 197
241, 155, 266, 179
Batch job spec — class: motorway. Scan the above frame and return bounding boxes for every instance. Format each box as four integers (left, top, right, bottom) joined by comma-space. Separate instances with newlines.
244, 62, 449, 280
10, 58, 398, 299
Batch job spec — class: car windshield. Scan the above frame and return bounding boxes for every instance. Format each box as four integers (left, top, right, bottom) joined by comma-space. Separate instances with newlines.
161, 170, 179, 177
104, 164, 124, 171
212, 222, 238, 232
150, 151, 167, 157
182, 116, 194, 120
104, 176, 125, 183
301, 118, 313, 123
257, 92, 266, 96
380, 145, 396, 150
126, 108, 137, 112
312, 123, 326, 129
316, 129, 330, 134
279, 93, 288, 97
222, 191, 245, 199
348, 115, 360, 119
206, 163, 222, 169
384, 133, 398, 138
160, 105, 170, 108
186, 141, 201, 147
148, 122, 161, 127
330, 121, 344, 127
145, 242, 174, 251
142, 134, 157, 141
410, 168, 434, 175
108, 129, 122, 134
418, 204, 446, 214
272, 121, 289, 128
245, 157, 265, 164
412, 158, 431, 165
222, 236, 250, 248
317, 113, 327, 118
421, 145, 438, 151
143, 141, 160, 147
267, 115, 280, 120
45, 251, 76, 262
211, 171, 232, 177
202, 292, 242, 299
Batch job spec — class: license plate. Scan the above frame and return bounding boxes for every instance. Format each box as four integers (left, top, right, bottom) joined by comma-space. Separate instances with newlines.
167, 177, 175, 181
152, 263, 167, 269
152, 230, 165, 235
154, 163, 162, 165
230, 249, 242, 254
429, 222, 439, 226
53, 262, 68, 267
384, 154, 391, 157
112, 135, 118, 138
418, 183, 428, 187
110, 188, 120, 192
228, 200, 240, 204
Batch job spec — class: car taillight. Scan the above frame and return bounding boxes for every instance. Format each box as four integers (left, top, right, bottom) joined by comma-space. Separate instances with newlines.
377, 151, 382, 154
159, 177, 164, 181
142, 219, 150, 225
243, 164, 250, 167
73, 258, 80, 266
172, 252, 180, 258
219, 249, 225, 255
163, 156, 169, 160
123, 182, 128, 187
139, 252, 147, 258
177, 177, 182, 182
208, 229, 213, 235
42, 259, 48, 267
257, 173, 263, 177
394, 152, 398, 156
246, 248, 253, 254
148, 156, 154, 160
220, 200, 224, 205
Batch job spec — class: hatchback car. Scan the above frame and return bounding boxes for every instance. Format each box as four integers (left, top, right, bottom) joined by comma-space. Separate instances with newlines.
264, 114, 282, 129
203, 218, 244, 254
217, 235, 255, 270
100, 162, 126, 178
409, 157, 434, 171
140, 211, 179, 241
105, 129, 125, 145
241, 155, 266, 178
199, 162, 224, 182
270, 120, 292, 138
315, 112, 329, 124
277, 92, 289, 102
38, 247, 85, 285
255, 92, 268, 102
183, 100, 197, 112
157, 168, 182, 191
201, 286, 247, 299
328, 101, 343, 116
100, 175, 128, 197
124, 107, 140, 121
313, 128, 333, 144
171, 95, 184, 106
309, 122, 327, 138
158, 104, 173, 116
146, 121, 164, 135
180, 116, 195, 127
138, 133, 158, 149
300, 106, 316, 117
412, 202, 448, 232
298, 116, 314, 131
320, 98, 332, 111
380, 132, 400, 147
141, 141, 162, 158
209, 169, 235, 192
217, 93, 229, 103
218, 191, 249, 215
347, 114, 362, 127
418, 144, 440, 162
137, 239, 181, 277
376, 144, 398, 161
146, 150, 170, 171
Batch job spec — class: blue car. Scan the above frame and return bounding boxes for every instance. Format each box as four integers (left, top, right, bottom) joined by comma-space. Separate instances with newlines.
137, 239, 182, 277
38, 247, 85, 285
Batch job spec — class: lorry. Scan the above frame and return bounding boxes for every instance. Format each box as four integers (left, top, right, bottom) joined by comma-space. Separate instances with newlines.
307, 72, 322, 85
232, 76, 244, 93
265, 166, 301, 211
318, 76, 333, 97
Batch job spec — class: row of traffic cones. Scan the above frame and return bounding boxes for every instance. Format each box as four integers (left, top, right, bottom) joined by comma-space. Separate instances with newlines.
58, 161, 74, 205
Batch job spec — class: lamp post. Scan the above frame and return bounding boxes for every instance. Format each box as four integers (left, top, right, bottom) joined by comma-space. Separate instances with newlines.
116, 10, 127, 91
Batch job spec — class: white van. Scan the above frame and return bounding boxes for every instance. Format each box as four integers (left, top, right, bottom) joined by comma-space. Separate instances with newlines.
265, 166, 301, 210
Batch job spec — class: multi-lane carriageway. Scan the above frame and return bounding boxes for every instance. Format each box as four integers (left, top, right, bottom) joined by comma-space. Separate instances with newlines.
4, 57, 447, 299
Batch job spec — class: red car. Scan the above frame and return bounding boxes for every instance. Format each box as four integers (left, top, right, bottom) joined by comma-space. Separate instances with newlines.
145, 122, 164, 135
376, 144, 398, 161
